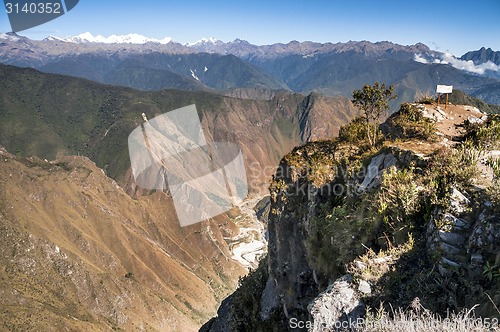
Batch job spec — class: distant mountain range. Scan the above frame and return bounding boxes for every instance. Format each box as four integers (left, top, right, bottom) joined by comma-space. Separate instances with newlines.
1, 32, 499, 105
1, 33, 499, 331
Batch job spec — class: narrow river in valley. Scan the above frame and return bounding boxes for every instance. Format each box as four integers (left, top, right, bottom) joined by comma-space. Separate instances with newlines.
226, 195, 268, 270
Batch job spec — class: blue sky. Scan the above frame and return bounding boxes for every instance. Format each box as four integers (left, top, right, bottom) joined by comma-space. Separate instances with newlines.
1, 0, 499, 56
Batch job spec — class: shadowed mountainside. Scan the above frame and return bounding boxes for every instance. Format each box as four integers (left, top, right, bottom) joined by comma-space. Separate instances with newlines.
0, 63, 359, 194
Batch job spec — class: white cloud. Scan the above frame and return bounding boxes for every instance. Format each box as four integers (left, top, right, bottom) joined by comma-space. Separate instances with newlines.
414, 54, 429, 64
442, 52, 500, 74
414, 52, 500, 75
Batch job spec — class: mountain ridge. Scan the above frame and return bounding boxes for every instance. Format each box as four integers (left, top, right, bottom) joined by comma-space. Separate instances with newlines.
461, 47, 500, 66
2, 34, 499, 105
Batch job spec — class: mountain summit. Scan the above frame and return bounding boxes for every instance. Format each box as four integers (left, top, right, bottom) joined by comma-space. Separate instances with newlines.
461, 47, 500, 66
43, 32, 173, 44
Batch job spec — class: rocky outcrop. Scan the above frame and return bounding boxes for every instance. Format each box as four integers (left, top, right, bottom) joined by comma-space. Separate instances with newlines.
308, 274, 365, 332
426, 187, 499, 279
199, 296, 235, 332
201, 105, 500, 331
469, 215, 500, 269
426, 188, 474, 276
263, 159, 321, 322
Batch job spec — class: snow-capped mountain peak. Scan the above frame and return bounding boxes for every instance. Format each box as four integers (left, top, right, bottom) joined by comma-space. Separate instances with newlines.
0, 32, 22, 42
46, 32, 173, 45
44, 35, 67, 42
185, 37, 221, 47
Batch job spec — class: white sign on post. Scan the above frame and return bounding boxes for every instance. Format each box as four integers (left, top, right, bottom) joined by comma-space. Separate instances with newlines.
436, 85, 453, 94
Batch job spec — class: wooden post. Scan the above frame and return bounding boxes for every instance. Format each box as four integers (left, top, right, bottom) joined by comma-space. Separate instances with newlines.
445, 93, 449, 109
437, 93, 440, 106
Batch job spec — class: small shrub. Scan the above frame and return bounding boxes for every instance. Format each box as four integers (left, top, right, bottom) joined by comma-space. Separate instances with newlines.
483, 261, 500, 282
373, 165, 422, 229
386, 103, 437, 140
339, 116, 382, 147
415, 91, 436, 104
486, 156, 500, 179
487, 179, 500, 213
464, 114, 500, 149
425, 146, 479, 195
308, 194, 382, 277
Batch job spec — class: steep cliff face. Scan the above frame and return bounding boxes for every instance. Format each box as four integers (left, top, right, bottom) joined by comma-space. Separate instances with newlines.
263, 151, 323, 322
201, 104, 500, 331
261, 145, 429, 327
298, 93, 358, 142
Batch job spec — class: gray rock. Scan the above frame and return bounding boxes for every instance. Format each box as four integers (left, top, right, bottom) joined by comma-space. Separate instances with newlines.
468, 215, 500, 255
358, 153, 386, 191
358, 280, 371, 294
438, 230, 466, 246
438, 257, 462, 276
260, 277, 279, 320
440, 242, 462, 256
449, 187, 470, 214
467, 115, 485, 125
470, 253, 483, 266
383, 153, 397, 169
442, 213, 469, 230
308, 274, 365, 332
441, 257, 461, 268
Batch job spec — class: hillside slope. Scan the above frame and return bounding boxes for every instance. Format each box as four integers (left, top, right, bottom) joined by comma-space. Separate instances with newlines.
0, 63, 358, 194
0, 148, 247, 331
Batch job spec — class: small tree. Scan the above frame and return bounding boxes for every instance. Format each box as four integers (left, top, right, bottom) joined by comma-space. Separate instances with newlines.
352, 82, 397, 146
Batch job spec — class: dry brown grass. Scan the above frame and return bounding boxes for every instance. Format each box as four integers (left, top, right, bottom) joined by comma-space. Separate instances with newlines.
363, 301, 500, 332
0, 153, 246, 331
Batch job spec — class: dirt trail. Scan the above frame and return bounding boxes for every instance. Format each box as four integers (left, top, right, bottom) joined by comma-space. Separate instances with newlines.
422, 103, 487, 140
387, 103, 489, 155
